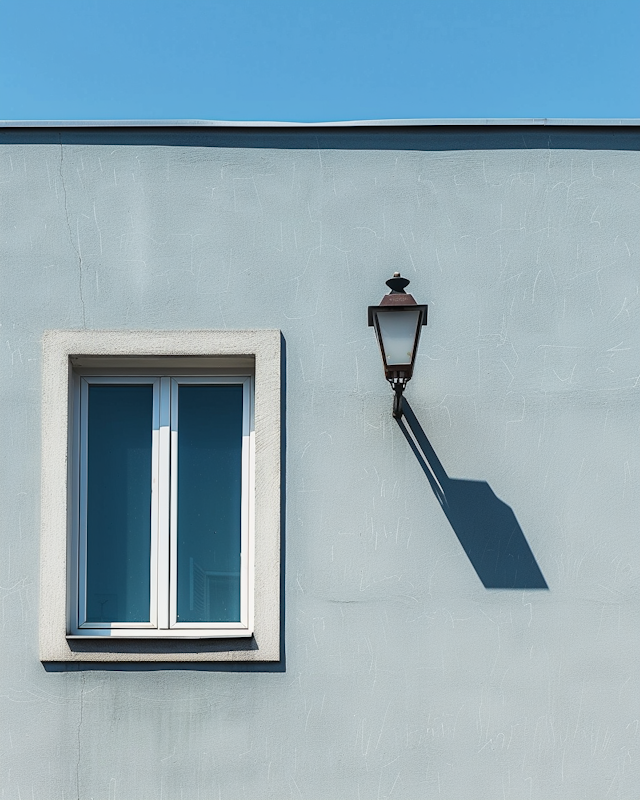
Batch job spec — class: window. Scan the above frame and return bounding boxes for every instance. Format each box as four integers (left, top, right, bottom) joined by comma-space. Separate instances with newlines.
40, 331, 281, 662
72, 374, 253, 638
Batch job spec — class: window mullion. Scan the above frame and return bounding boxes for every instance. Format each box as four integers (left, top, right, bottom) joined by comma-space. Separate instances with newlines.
148, 379, 160, 628
157, 377, 171, 630
169, 379, 179, 627
241, 377, 252, 631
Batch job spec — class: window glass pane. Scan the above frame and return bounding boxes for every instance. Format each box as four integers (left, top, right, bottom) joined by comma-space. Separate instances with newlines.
176, 384, 243, 623
85, 385, 153, 623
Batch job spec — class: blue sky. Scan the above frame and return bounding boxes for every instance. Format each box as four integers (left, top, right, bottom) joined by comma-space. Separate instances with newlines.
1, 0, 638, 121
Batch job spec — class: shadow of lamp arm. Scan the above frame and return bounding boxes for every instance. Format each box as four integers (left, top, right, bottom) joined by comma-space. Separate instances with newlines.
398, 398, 548, 590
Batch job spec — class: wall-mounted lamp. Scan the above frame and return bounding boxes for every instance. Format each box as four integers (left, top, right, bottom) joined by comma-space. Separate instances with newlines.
368, 273, 428, 419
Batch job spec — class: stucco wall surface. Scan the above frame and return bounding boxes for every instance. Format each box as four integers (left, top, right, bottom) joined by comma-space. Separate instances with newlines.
0, 127, 639, 799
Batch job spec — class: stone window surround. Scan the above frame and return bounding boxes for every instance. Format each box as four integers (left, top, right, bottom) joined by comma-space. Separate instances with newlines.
40, 329, 281, 663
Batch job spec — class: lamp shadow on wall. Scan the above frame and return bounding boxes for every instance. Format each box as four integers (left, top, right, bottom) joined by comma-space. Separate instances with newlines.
398, 399, 548, 590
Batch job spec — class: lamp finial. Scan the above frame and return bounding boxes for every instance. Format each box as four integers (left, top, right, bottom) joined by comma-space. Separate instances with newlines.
386, 272, 411, 293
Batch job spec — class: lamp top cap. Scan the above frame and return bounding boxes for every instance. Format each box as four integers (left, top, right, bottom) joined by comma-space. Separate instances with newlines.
386, 272, 411, 293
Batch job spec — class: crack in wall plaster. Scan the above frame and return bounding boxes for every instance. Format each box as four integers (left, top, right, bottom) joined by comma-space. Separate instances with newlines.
76, 672, 85, 800
59, 137, 86, 328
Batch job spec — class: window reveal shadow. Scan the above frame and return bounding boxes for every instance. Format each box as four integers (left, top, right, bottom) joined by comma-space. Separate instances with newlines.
397, 399, 548, 590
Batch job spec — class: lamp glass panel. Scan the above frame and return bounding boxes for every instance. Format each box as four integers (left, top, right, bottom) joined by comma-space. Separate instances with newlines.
377, 309, 421, 366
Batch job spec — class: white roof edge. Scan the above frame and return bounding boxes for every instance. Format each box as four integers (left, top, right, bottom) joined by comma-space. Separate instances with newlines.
1, 118, 639, 129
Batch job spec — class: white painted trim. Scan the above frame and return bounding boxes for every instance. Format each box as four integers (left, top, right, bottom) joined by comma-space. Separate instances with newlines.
168, 379, 179, 629
158, 377, 171, 630
40, 330, 281, 662
73, 376, 159, 632
77, 377, 89, 628
168, 376, 252, 634
150, 381, 162, 629
3, 118, 640, 128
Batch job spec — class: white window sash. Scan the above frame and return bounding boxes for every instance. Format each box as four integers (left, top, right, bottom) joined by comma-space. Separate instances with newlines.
71, 372, 253, 637
168, 376, 252, 632
76, 376, 159, 631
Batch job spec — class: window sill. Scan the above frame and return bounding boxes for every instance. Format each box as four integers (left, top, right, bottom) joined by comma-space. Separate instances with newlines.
67, 629, 253, 639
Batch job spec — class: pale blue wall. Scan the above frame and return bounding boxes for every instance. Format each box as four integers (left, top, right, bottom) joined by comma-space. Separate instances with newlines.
1, 125, 639, 799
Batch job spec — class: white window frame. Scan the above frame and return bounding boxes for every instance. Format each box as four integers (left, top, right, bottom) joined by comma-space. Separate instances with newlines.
168, 376, 253, 634
70, 374, 254, 638
40, 330, 281, 662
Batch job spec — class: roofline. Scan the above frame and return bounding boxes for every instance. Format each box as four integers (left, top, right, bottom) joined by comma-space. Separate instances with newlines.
1, 118, 639, 129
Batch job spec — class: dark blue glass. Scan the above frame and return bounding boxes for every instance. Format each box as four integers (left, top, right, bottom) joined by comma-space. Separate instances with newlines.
85, 385, 153, 623
176, 384, 243, 623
